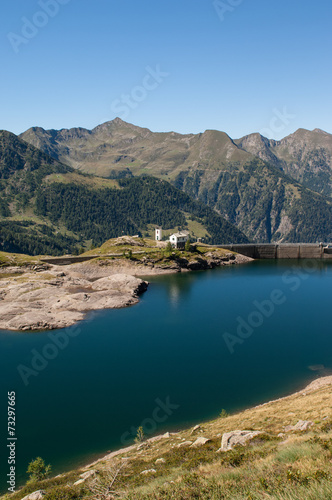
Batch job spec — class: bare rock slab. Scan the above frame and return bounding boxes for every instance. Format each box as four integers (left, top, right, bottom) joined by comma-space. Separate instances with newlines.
190, 437, 211, 448
284, 420, 313, 432
218, 430, 263, 451
0, 268, 148, 332
21, 491, 46, 500
140, 469, 156, 475
177, 440, 193, 448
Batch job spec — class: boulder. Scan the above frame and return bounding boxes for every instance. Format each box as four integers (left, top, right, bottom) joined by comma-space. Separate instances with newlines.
190, 437, 211, 448
190, 424, 201, 435
284, 420, 313, 432
218, 430, 263, 451
155, 458, 166, 464
177, 441, 193, 448
21, 491, 46, 500
79, 470, 96, 481
73, 479, 85, 486
140, 469, 156, 475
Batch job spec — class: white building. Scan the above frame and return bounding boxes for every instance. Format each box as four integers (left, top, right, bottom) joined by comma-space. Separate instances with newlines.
169, 231, 189, 249
155, 227, 162, 241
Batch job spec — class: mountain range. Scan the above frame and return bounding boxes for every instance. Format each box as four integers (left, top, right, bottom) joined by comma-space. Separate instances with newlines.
19, 119, 332, 244
0, 130, 248, 256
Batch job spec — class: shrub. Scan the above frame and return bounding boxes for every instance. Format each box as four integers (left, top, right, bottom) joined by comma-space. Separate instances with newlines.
134, 426, 145, 444
27, 457, 51, 483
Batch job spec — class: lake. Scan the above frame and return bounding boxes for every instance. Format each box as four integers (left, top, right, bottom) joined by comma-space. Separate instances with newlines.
0, 259, 331, 491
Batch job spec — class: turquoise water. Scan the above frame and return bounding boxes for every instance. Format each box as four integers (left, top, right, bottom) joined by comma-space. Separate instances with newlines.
0, 260, 332, 491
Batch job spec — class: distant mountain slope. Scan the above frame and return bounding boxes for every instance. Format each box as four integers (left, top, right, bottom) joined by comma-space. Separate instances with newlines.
35, 175, 249, 246
175, 157, 332, 243
20, 120, 332, 243
236, 128, 332, 198
0, 130, 79, 255
0, 131, 247, 255
20, 118, 255, 178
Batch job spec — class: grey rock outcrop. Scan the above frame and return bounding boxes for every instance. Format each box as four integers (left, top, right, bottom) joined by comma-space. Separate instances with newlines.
0, 268, 148, 331
73, 469, 96, 485
21, 491, 46, 500
218, 430, 263, 451
177, 440, 193, 448
284, 420, 313, 432
140, 469, 156, 475
190, 437, 211, 448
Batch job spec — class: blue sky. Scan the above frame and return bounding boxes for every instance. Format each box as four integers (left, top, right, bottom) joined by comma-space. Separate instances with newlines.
1, 0, 331, 139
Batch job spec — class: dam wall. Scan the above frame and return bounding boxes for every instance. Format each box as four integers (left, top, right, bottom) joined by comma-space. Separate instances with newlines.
220, 243, 332, 259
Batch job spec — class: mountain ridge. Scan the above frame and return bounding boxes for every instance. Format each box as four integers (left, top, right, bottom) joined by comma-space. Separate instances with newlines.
0, 131, 248, 255
19, 119, 332, 243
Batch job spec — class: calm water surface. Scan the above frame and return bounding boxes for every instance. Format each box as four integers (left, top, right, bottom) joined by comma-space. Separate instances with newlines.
0, 260, 331, 490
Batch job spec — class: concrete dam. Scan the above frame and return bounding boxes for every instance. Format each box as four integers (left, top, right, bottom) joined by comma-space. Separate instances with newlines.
219, 243, 332, 259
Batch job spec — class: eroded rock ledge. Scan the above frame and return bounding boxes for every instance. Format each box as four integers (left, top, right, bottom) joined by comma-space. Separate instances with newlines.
0, 269, 148, 331
0, 249, 251, 332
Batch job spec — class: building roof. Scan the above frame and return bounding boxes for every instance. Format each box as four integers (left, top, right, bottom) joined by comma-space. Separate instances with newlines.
171, 231, 189, 238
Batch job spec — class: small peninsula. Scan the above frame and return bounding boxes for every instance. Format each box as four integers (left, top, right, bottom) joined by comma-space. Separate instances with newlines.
0, 237, 252, 332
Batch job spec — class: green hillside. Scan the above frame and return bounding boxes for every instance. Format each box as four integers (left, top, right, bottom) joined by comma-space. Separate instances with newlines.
0, 132, 248, 256
174, 158, 332, 243
20, 119, 332, 243
35, 175, 249, 247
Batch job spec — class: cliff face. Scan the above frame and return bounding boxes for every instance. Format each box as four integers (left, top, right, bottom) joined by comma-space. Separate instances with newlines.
236, 128, 332, 198
174, 158, 332, 243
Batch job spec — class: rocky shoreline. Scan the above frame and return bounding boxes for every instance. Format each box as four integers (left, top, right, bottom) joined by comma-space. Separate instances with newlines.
86, 374, 332, 463
0, 267, 148, 332
0, 251, 252, 332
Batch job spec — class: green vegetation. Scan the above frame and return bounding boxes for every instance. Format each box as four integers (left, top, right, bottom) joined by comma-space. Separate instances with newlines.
27, 457, 52, 483
165, 241, 173, 253
219, 409, 229, 418
34, 176, 248, 249
19, 119, 332, 242
176, 158, 332, 243
0, 220, 78, 256
184, 239, 191, 252
134, 426, 145, 444
0, 132, 248, 256
3, 124, 332, 250
0, 250, 41, 267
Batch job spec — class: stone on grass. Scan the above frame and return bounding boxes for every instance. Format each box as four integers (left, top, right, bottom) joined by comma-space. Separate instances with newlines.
218, 430, 263, 451
177, 441, 193, 448
140, 469, 156, 475
190, 437, 211, 448
21, 491, 46, 500
284, 420, 313, 432
77, 470, 96, 482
